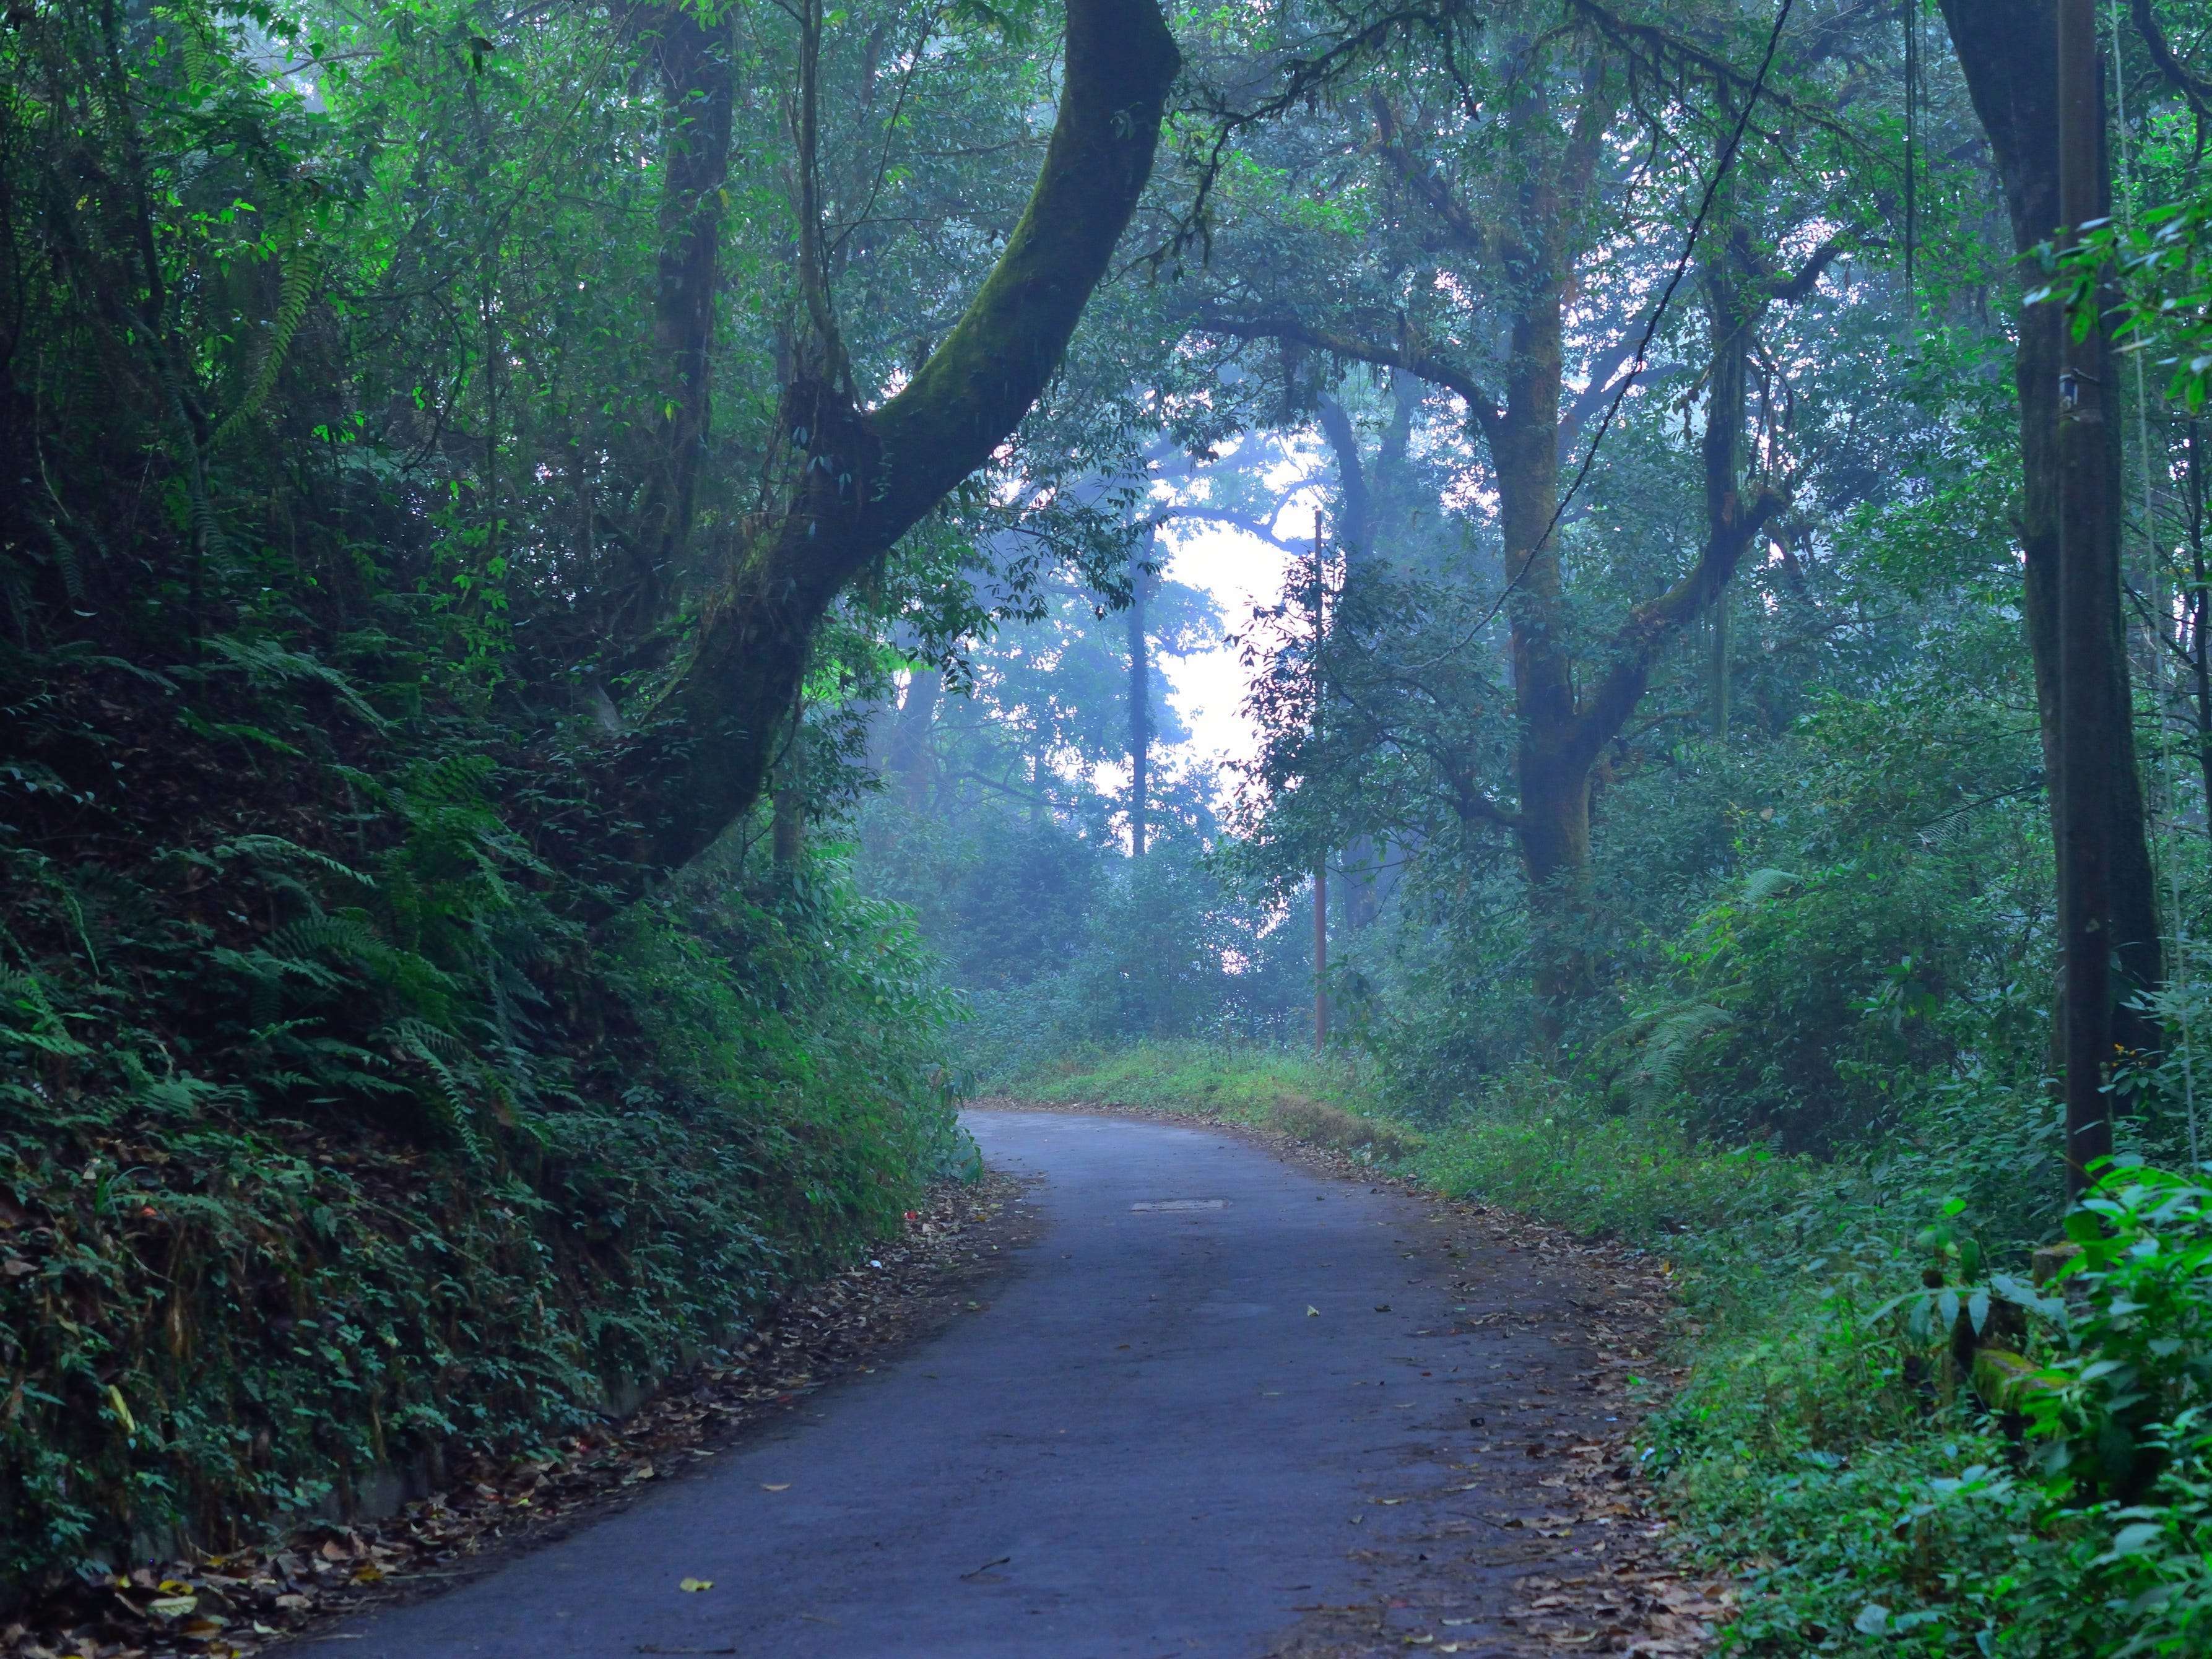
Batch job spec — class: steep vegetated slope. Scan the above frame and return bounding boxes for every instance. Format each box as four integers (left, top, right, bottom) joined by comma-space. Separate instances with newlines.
0, 0, 1021, 1585
1, 635, 965, 1579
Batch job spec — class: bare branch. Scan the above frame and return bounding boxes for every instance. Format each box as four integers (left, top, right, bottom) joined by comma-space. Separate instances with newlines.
1194, 313, 1504, 436
2131, 0, 2212, 125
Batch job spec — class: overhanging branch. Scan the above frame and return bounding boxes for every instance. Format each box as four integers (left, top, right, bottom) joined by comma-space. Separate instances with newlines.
1194, 313, 1504, 436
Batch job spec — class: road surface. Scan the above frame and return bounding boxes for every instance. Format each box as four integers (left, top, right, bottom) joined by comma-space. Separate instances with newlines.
297, 1109, 1620, 1658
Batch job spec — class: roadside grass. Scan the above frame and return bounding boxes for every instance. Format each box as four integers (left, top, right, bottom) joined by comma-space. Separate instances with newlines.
1007, 1041, 1828, 1248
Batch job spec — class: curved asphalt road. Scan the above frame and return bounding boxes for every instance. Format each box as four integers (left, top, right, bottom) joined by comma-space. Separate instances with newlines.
305, 1109, 1587, 1658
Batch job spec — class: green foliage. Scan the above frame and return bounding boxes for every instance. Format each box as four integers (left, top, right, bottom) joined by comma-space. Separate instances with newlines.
2025, 1168, 2212, 1504
0, 831, 960, 1581
2052, 194, 2212, 414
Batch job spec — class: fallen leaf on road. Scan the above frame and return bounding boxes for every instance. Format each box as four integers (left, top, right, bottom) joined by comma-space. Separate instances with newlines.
1306, 1306, 1320, 1317
760, 1483, 790, 1492
678, 1578, 713, 1593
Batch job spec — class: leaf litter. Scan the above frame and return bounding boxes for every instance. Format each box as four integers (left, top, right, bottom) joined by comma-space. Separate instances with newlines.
1261, 1176, 1731, 1657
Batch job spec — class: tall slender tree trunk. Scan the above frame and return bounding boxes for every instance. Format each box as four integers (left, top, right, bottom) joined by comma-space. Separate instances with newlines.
1313, 864, 1330, 1051
1127, 535, 1153, 855
1492, 277, 1590, 1041
887, 669, 939, 811
2057, 0, 2117, 1187
1309, 391, 1415, 938
2188, 423, 2212, 820
771, 693, 805, 870
1702, 226, 1756, 744
1317, 391, 1387, 927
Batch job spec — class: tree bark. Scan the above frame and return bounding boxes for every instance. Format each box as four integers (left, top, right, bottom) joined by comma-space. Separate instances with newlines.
1939, 0, 2163, 1070
2188, 423, 2212, 821
635, 4, 738, 618
1702, 222, 1756, 743
617, 0, 1181, 877
1316, 390, 1389, 927
2057, 0, 2116, 1188
887, 669, 939, 811
1206, 64, 1805, 1039
1313, 864, 1330, 1051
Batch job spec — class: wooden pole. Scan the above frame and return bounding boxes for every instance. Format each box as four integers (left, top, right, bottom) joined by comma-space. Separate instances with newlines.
1314, 863, 1329, 1052
1311, 541, 1329, 1053
2057, 0, 2114, 1197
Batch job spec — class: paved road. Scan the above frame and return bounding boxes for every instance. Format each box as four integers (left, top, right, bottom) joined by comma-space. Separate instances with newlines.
307, 1109, 1584, 1658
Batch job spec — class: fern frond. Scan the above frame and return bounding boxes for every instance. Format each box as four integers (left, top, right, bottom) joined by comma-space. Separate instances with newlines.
217, 834, 376, 888
211, 230, 322, 452
1741, 867, 1802, 906
268, 914, 383, 964
1624, 999, 1736, 1104
201, 634, 388, 730
389, 1018, 488, 1161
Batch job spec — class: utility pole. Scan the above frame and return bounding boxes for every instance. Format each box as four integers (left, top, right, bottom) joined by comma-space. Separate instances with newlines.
1311, 540, 1329, 1053
1313, 864, 1329, 1052
2056, 0, 2114, 1197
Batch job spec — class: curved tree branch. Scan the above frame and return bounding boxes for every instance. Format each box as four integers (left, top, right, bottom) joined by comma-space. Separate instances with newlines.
1194, 313, 1504, 436
622, 0, 1182, 879
2131, 0, 2212, 124
1148, 504, 1314, 553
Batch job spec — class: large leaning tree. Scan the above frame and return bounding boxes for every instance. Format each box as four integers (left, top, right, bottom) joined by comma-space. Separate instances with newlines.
608, 0, 1183, 876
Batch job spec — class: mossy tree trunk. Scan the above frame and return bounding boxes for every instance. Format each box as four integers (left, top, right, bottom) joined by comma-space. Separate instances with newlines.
632, 4, 738, 624
615, 0, 1181, 877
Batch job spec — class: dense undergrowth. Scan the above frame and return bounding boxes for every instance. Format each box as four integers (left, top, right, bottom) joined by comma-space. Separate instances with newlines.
0, 648, 965, 1587
1016, 1037, 2212, 1653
